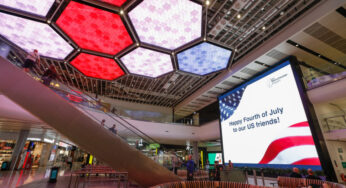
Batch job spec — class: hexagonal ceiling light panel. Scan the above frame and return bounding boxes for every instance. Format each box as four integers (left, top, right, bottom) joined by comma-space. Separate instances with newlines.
120, 47, 173, 78
0, 0, 55, 16
98, 0, 127, 6
70, 53, 125, 80
0, 13, 73, 59
177, 42, 232, 75
129, 0, 202, 50
56, 1, 133, 55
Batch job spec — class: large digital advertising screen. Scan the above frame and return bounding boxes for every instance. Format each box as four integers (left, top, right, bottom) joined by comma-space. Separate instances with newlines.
218, 59, 321, 167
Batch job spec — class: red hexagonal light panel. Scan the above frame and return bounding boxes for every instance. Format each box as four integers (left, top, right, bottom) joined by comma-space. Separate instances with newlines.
56, 1, 133, 55
99, 0, 127, 7
71, 53, 125, 80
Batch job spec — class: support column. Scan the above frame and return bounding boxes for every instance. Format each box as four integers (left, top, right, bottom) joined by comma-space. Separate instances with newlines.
9, 130, 29, 170
192, 141, 199, 168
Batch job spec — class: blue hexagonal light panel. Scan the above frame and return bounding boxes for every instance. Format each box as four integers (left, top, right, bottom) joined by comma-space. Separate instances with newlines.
177, 42, 232, 75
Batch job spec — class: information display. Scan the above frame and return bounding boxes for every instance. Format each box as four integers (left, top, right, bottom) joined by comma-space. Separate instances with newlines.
218, 60, 320, 166
208, 153, 223, 165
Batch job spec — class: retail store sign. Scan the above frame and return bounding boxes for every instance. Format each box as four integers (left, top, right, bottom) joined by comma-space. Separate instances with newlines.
148, 143, 160, 149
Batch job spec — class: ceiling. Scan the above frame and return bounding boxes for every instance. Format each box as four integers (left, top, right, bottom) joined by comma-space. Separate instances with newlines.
0, 0, 332, 116
175, 1, 346, 117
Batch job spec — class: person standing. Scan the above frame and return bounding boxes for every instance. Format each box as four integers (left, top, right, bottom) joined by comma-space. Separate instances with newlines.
101, 119, 106, 127
306, 169, 321, 180
23, 49, 40, 73
186, 155, 195, 181
227, 160, 233, 170
109, 124, 117, 134
42, 65, 58, 86
289, 167, 302, 178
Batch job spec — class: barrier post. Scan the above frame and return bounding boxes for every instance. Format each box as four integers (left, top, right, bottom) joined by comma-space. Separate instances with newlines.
261, 168, 265, 186
253, 169, 257, 185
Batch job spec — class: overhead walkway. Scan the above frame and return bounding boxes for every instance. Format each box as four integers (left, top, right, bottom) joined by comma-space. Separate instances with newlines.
0, 57, 180, 187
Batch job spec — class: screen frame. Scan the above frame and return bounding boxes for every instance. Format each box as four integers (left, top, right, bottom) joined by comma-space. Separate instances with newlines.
217, 56, 336, 181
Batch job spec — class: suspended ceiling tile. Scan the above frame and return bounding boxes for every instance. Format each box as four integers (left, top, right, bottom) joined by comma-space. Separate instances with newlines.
120, 47, 173, 78
129, 0, 202, 50
177, 42, 232, 75
70, 53, 125, 80
99, 0, 127, 7
56, 1, 133, 55
0, 13, 73, 59
0, 0, 55, 16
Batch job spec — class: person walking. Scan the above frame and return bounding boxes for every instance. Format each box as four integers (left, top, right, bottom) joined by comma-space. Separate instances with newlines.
186, 155, 195, 181
23, 49, 40, 73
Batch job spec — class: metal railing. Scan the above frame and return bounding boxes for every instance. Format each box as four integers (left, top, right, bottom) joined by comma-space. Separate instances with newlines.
3, 47, 159, 148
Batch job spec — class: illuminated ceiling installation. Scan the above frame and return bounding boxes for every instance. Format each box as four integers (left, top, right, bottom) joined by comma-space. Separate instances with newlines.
0, 0, 55, 16
56, 1, 133, 55
177, 42, 232, 75
120, 47, 173, 78
99, 0, 127, 7
0, 13, 73, 59
70, 53, 125, 80
129, 0, 202, 50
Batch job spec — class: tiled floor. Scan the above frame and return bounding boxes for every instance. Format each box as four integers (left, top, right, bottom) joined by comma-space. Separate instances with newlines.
0, 168, 70, 188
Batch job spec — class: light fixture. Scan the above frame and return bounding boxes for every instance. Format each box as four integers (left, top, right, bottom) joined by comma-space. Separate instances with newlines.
262, 26, 266, 30
177, 42, 232, 75
56, 1, 133, 55
121, 47, 173, 78
120, 10, 124, 15
0, 0, 55, 16
129, 0, 202, 50
206, 0, 210, 6
44, 138, 55, 143
237, 14, 241, 19
70, 53, 125, 80
0, 13, 73, 59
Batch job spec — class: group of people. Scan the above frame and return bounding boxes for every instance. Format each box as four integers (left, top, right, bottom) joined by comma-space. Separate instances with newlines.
24, 49, 58, 86
290, 167, 321, 180
101, 119, 117, 134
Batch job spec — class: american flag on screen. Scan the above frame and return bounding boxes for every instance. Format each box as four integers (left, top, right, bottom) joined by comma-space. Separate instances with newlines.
259, 121, 321, 165
219, 87, 246, 122
219, 86, 320, 166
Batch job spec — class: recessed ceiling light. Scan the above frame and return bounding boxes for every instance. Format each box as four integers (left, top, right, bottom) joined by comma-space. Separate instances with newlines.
262, 26, 266, 30
237, 14, 241, 19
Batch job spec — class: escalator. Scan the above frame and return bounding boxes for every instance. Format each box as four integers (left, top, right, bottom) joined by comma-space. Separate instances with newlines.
0, 56, 180, 187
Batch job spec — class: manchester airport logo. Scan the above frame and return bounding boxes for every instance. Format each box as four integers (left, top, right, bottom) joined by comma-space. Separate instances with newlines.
267, 74, 287, 88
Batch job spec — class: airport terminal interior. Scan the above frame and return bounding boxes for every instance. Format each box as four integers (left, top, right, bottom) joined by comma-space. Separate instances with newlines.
0, 0, 345, 187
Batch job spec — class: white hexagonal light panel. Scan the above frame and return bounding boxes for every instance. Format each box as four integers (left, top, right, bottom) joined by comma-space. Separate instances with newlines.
0, 0, 55, 17
121, 47, 173, 78
129, 0, 202, 50
0, 13, 74, 59
177, 42, 232, 75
